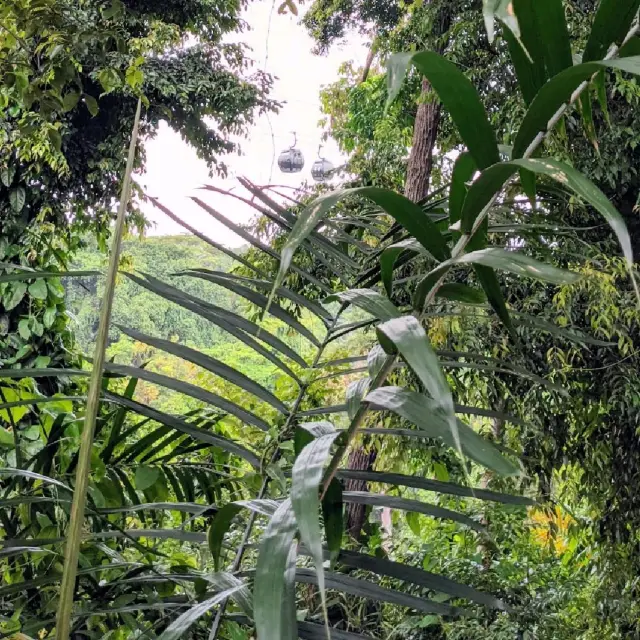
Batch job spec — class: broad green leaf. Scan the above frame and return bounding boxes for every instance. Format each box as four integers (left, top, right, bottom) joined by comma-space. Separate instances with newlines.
337, 469, 534, 505
324, 289, 401, 322
0, 164, 15, 187
84, 94, 99, 116
387, 52, 500, 169
254, 499, 298, 640
376, 316, 453, 416
513, 57, 640, 159
28, 279, 48, 300
292, 431, 343, 631
461, 158, 634, 267
9, 186, 26, 213
3, 282, 27, 311
134, 466, 159, 491
583, 0, 640, 62
530, 0, 573, 78
117, 326, 288, 414
503, 0, 548, 104
365, 386, 519, 475
334, 549, 508, 610
104, 362, 271, 431
417, 247, 580, 309
157, 585, 245, 640
436, 283, 487, 305
343, 491, 484, 532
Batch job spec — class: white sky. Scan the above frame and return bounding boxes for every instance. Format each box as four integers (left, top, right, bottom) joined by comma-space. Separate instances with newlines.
138, 1, 367, 247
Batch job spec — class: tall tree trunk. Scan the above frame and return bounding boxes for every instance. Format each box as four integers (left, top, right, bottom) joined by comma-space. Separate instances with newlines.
404, 90, 442, 202
403, 3, 453, 202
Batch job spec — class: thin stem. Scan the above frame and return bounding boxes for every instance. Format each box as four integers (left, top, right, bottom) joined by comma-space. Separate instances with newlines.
55, 99, 142, 640
208, 304, 348, 640
320, 19, 640, 497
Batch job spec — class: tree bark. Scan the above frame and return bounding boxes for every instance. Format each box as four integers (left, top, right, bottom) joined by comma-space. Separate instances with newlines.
404, 89, 443, 202
403, 3, 453, 202
344, 446, 377, 540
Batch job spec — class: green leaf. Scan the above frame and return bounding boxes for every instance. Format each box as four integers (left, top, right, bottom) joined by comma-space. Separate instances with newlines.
461, 158, 634, 267
583, 0, 640, 63
530, 0, 573, 78
0, 427, 14, 448
344, 492, 487, 532
295, 568, 465, 616
1, 165, 15, 187
503, 0, 548, 104
324, 289, 401, 321
28, 279, 48, 300
436, 283, 487, 305
335, 549, 508, 610
387, 52, 499, 169
336, 470, 534, 505
48, 128, 62, 152
117, 326, 288, 414
62, 91, 80, 112
292, 431, 343, 631
254, 499, 298, 640
380, 239, 425, 297
406, 511, 421, 536
157, 585, 246, 640
18, 318, 31, 340
365, 387, 519, 475
134, 466, 160, 491
9, 186, 26, 213
513, 57, 640, 159
84, 94, 99, 116
346, 378, 371, 420
3, 282, 27, 311
449, 153, 476, 233
0, 468, 71, 491
483, 0, 520, 42
125, 272, 305, 380
376, 317, 453, 417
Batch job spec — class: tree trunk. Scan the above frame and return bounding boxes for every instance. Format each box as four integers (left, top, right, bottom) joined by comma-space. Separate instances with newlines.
403, 3, 453, 202
344, 446, 377, 540
404, 90, 442, 202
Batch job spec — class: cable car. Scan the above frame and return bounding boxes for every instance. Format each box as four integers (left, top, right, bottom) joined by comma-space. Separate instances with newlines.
277, 133, 305, 173
311, 145, 335, 182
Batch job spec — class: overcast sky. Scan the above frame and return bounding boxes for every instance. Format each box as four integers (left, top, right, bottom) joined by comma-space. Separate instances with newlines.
138, 1, 366, 247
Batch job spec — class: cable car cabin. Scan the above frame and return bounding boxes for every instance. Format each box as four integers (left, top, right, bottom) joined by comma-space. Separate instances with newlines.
311, 157, 334, 182
277, 147, 305, 173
